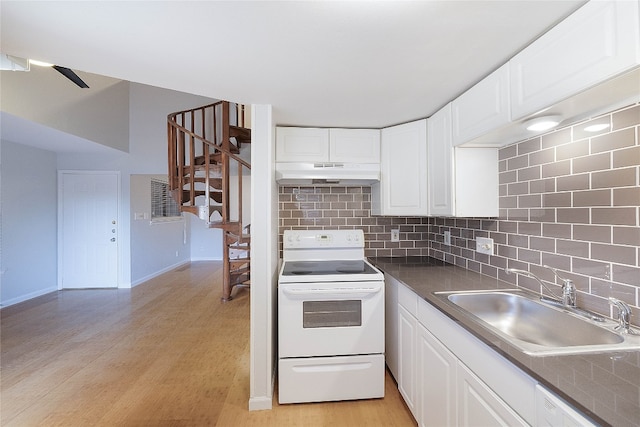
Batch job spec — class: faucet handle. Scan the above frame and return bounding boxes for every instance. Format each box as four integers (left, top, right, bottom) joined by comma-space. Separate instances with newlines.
609, 298, 635, 334
543, 265, 569, 282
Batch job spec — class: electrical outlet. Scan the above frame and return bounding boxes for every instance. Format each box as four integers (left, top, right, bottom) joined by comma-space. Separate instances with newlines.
476, 237, 494, 255
391, 229, 400, 242
444, 231, 451, 246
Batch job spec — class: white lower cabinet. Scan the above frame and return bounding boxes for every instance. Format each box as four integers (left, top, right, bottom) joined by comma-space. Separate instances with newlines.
457, 362, 528, 427
535, 385, 596, 427
398, 304, 419, 419
392, 282, 598, 427
417, 323, 457, 427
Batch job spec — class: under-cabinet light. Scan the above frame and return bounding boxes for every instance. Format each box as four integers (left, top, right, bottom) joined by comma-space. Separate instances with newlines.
524, 115, 562, 132
583, 123, 610, 132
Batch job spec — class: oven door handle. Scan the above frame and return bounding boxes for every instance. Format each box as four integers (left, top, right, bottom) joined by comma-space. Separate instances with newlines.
281, 286, 382, 299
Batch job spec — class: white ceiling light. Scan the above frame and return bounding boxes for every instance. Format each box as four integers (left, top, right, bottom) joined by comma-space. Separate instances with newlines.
524, 115, 563, 131
29, 59, 54, 67
584, 123, 610, 132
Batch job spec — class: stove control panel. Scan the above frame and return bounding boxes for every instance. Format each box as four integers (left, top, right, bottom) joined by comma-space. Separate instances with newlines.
284, 229, 364, 249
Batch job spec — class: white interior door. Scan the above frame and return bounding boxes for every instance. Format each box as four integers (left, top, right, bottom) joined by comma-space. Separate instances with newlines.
60, 172, 118, 288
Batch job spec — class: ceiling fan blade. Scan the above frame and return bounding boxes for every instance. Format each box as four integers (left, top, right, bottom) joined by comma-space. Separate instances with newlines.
52, 65, 89, 88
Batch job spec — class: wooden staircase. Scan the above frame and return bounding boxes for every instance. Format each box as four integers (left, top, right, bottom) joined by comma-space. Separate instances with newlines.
167, 101, 251, 301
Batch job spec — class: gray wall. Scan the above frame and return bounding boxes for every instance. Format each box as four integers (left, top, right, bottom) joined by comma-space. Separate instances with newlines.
1, 141, 57, 306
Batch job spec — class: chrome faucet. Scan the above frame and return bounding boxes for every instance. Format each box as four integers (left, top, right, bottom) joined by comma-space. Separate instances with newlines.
505, 265, 576, 308
609, 298, 635, 334
546, 265, 576, 308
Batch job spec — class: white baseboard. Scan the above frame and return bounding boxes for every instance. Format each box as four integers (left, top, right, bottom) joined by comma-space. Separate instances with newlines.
189, 257, 223, 262
0, 287, 58, 308
248, 396, 273, 411
248, 362, 276, 411
130, 260, 190, 287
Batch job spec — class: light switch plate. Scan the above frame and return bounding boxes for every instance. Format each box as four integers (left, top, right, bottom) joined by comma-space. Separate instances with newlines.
476, 237, 494, 255
444, 231, 451, 246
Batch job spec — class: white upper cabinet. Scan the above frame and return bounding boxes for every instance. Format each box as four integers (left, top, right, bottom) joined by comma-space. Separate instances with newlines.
454, 147, 498, 218
276, 127, 330, 162
451, 64, 511, 146
372, 119, 428, 216
329, 128, 380, 163
427, 105, 499, 218
510, 0, 640, 120
427, 105, 454, 216
276, 127, 380, 163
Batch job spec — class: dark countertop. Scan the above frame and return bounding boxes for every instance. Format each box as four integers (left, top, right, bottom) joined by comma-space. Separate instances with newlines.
369, 256, 640, 427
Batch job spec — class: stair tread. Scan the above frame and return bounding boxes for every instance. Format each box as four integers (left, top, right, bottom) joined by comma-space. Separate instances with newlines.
229, 245, 250, 251
181, 190, 222, 203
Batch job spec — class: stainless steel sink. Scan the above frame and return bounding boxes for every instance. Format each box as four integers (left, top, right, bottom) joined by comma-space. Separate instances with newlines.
434, 289, 640, 356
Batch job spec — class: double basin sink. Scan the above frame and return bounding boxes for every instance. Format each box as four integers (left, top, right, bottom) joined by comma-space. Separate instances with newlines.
434, 289, 640, 356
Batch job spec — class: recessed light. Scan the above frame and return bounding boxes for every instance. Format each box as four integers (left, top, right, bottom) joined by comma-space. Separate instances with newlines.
584, 123, 610, 132
524, 115, 562, 132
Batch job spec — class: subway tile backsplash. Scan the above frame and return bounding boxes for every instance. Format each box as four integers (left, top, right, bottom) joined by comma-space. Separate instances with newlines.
279, 103, 639, 324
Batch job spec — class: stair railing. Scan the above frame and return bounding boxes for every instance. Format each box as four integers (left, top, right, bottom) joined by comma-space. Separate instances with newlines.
167, 101, 250, 233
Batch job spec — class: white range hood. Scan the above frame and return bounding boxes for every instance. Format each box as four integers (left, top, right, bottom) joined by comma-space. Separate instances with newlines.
275, 162, 380, 185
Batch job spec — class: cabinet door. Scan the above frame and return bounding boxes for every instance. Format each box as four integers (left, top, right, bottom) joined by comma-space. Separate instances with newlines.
510, 0, 640, 120
384, 274, 399, 380
454, 148, 498, 218
372, 119, 428, 216
452, 64, 511, 146
276, 127, 329, 162
398, 304, 418, 420
427, 105, 454, 216
329, 128, 380, 163
418, 323, 457, 427
457, 362, 528, 427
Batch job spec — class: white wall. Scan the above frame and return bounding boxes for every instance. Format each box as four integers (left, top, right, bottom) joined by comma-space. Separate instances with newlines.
190, 220, 223, 261
249, 104, 278, 411
130, 174, 190, 285
0, 141, 58, 306
57, 83, 218, 286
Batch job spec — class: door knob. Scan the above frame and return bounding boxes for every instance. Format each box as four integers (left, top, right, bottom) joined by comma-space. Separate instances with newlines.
110, 238, 116, 242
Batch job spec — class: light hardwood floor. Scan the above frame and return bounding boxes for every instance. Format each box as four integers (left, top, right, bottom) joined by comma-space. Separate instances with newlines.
1, 261, 415, 426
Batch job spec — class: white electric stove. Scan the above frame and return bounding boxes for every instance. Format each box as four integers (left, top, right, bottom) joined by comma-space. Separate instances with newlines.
278, 229, 385, 404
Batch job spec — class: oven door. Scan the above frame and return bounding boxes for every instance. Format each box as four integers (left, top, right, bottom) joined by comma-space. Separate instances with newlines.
278, 280, 384, 358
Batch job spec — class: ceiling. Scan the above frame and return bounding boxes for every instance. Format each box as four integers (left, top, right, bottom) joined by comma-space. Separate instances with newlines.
1, 1, 586, 129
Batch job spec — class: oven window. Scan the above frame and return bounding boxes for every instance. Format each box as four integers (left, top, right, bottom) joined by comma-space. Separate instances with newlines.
302, 300, 362, 328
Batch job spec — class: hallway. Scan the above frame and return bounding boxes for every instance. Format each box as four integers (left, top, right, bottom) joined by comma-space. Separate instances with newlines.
1, 261, 414, 426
